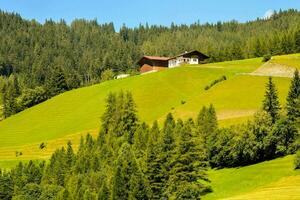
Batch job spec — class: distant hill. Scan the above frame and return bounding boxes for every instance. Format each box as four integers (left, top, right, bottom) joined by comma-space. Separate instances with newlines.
0, 9, 300, 111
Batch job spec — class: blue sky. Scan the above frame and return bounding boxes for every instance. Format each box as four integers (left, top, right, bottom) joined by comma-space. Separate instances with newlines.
0, 0, 299, 30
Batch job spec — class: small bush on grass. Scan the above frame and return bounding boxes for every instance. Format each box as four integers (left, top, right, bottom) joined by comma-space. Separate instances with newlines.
262, 54, 271, 62
204, 75, 227, 90
39, 142, 46, 150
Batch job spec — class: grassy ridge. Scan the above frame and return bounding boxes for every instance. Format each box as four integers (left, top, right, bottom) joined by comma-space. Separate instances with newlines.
223, 176, 300, 200
0, 54, 299, 199
204, 155, 300, 200
0, 54, 298, 165
173, 75, 290, 120
270, 53, 300, 69
0, 58, 262, 148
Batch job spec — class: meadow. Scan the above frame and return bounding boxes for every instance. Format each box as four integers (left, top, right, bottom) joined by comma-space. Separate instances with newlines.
0, 54, 299, 199
0, 55, 298, 163
0, 58, 263, 148
204, 155, 300, 200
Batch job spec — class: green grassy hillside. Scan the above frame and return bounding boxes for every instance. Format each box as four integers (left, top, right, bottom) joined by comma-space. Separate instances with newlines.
204, 155, 300, 200
0, 54, 298, 164
270, 53, 300, 69
0, 58, 262, 147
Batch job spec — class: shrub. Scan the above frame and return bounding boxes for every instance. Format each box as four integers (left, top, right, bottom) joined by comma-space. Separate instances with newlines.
39, 142, 46, 150
295, 151, 300, 169
204, 75, 227, 90
101, 69, 114, 81
262, 54, 271, 62
18, 87, 48, 110
15, 151, 23, 157
181, 100, 186, 105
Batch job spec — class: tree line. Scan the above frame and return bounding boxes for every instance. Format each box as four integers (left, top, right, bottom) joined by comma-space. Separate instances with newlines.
1, 9, 300, 118
0, 69, 299, 200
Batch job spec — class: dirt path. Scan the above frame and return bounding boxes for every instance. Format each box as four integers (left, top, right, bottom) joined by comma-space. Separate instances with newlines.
249, 62, 296, 78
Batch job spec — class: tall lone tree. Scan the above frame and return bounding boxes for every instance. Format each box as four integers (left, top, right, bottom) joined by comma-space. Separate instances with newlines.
286, 69, 300, 122
263, 77, 281, 123
196, 104, 218, 142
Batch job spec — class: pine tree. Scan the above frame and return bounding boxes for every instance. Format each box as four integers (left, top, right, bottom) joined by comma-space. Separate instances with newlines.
112, 143, 139, 200
294, 28, 300, 53
12, 75, 21, 96
101, 92, 117, 134
2, 80, 19, 118
145, 115, 176, 199
66, 141, 74, 167
145, 121, 164, 199
263, 77, 281, 123
166, 119, 210, 199
196, 105, 218, 141
98, 182, 110, 200
253, 38, 264, 57
47, 66, 68, 97
101, 91, 138, 140
133, 123, 148, 159
286, 69, 300, 121
123, 92, 138, 143
160, 113, 177, 198
129, 171, 151, 200
0, 171, 13, 200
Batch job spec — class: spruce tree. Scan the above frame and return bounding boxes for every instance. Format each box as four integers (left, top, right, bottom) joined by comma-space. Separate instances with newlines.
286, 69, 300, 121
263, 77, 281, 123
166, 119, 210, 199
98, 182, 110, 200
161, 113, 176, 198
294, 28, 300, 53
145, 121, 164, 199
112, 143, 139, 200
12, 75, 21, 96
196, 105, 218, 142
123, 92, 138, 143
129, 171, 151, 200
145, 146, 164, 199
145, 115, 176, 199
0, 171, 13, 200
101, 92, 117, 134
2, 80, 19, 118
66, 141, 74, 167
47, 66, 68, 97
133, 123, 148, 159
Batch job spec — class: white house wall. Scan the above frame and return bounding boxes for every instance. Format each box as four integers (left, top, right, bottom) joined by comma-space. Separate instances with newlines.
168, 57, 199, 67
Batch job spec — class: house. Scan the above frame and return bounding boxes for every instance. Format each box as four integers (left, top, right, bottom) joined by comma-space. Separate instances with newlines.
138, 50, 209, 73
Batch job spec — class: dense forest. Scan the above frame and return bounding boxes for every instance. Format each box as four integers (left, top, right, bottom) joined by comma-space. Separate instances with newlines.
1, 9, 300, 118
0, 70, 299, 200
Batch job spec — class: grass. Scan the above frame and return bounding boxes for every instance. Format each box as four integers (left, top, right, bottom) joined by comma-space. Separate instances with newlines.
223, 176, 300, 200
0, 58, 262, 148
270, 53, 300, 69
0, 159, 35, 170
203, 155, 300, 200
173, 75, 290, 121
0, 54, 298, 166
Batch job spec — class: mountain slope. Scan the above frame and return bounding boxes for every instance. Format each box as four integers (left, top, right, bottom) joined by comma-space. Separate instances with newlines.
0, 58, 262, 147
204, 155, 300, 200
0, 54, 298, 163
